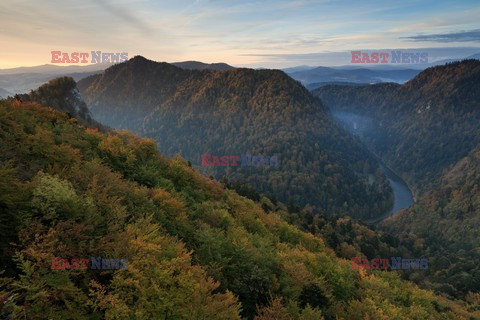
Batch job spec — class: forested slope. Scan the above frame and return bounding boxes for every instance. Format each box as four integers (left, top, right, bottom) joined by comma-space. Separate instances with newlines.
314, 60, 480, 197
78, 56, 393, 220
0, 91, 477, 319
313, 59, 480, 301
384, 144, 480, 298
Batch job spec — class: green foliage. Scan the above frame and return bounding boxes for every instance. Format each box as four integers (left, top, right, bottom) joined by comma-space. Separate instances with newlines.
31, 173, 93, 223
0, 98, 478, 319
0, 164, 26, 273
384, 145, 480, 298
299, 283, 330, 309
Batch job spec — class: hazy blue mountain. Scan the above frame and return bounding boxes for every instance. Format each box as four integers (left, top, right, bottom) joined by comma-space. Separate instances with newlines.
286, 66, 421, 89
0, 63, 115, 94
172, 61, 234, 71
284, 52, 480, 89
0, 87, 12, 98
305, 81, 365, 90
0, 63, 113, 75
282, 65, 316, 73
0, 71, 104, 94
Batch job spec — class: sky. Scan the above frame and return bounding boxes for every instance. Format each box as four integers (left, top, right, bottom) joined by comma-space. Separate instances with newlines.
1, 0, 480, 68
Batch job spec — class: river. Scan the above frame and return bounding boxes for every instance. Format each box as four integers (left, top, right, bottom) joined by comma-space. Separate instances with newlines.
371, 162, 414, 223
331, 111, 414, 223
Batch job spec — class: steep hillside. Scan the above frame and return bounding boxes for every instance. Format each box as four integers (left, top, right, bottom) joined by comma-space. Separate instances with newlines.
14, 77, 105, 130
384, 144, 480, 298
78, 56, 393, 220
313, 59, 480, 300
314, 60, 480, 197
0, 96, 478, 319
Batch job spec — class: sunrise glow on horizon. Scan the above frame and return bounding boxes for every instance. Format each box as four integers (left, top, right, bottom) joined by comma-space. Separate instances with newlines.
1, 0, 480, 69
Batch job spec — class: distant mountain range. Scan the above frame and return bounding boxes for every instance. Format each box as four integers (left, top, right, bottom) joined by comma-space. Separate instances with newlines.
0, 60, 234, 94
78, 55, 393, 220
0, 87, 11, 98
284, 52, 480, 89
3, 53, 479, 95
0, 64, 113, 94
0, 71, 104, 95
0, 63, 113, 75
285, 66, 422, 89
172, 60, 234, 71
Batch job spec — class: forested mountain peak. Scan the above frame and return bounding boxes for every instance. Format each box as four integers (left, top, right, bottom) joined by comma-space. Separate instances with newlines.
127, 55, 181, 71
78, 58, 393, 220
84, 55, 309, 102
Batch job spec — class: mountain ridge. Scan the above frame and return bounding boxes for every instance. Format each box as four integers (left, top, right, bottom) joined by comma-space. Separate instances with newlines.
172, 60, 235, 71
78, 55, 394, 220
314, 59, 480, 196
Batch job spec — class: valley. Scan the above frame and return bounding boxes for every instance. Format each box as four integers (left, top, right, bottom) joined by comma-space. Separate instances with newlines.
331, 110, 415, 223
77, 56, 394, 221
76, 58, 480, 301
378, 162, 414, 217
3, 1, 480, 318
315, 60, 480, 300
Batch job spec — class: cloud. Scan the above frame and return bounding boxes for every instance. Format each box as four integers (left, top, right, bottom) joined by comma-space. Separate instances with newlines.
401, 29, 480, 42
238, 47, 480, 67
94, 0, 155, 35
